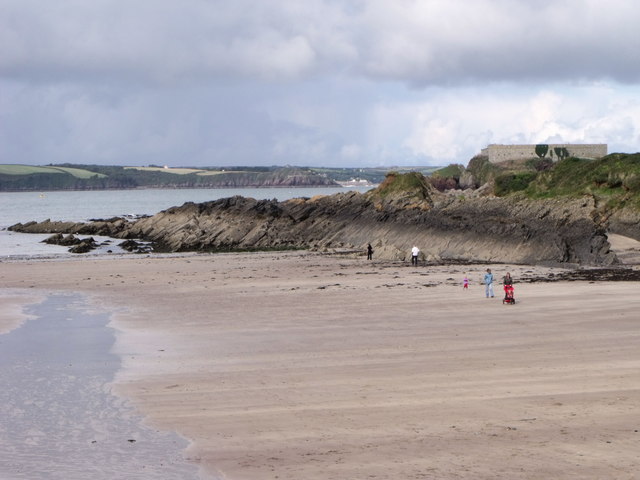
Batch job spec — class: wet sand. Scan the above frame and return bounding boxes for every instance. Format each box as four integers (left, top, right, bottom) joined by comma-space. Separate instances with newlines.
0, 292, 205, 479
2, 250, 640, 479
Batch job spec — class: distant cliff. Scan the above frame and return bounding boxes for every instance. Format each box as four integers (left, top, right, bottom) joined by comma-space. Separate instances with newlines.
10, 171, 622, 266
0, 165, 338, 191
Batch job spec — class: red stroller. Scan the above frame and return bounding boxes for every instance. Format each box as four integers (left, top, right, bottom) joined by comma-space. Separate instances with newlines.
502, 285, 515, 305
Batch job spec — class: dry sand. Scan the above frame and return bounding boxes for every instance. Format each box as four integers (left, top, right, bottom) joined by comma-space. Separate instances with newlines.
1, 249, 640, 479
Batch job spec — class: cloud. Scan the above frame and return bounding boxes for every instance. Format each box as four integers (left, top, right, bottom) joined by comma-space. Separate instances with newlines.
0, 0, 350, 84
356, 0, 640, 85
1, 0, 640, 167
398, 84, 640, 162
3, 0, 639, 86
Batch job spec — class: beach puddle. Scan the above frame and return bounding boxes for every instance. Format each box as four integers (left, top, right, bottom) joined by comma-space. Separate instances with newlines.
0, 294, 207, 479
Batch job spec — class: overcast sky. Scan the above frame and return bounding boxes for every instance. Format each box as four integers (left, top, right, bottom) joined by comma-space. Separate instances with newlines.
2, 0, 640, 168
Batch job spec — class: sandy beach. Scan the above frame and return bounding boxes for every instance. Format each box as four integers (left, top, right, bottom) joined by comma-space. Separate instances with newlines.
2, 249, 640, 479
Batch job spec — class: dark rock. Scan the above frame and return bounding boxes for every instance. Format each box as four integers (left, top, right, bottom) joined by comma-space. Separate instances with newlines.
11, 217, 132, 237
119, 239, 141, 252
43, 233, 65, 245
59, 234, 81, 246
43, 233, 82, 246
68, 238, 97, 254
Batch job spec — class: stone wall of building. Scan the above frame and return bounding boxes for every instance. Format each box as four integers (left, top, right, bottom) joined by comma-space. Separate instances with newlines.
481, 144, 607, 163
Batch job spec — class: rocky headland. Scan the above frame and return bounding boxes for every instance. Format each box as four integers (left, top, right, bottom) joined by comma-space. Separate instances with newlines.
11, 171, 639, 266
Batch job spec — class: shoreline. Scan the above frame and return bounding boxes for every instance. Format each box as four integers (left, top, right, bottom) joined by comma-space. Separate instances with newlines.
0, 291, 44, 334
0, 291, 206, 479
2, 251, 640, 479
0, 184, 348, 194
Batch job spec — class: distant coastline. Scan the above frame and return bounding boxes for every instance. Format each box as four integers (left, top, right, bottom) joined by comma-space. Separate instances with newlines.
0, 164, 434, 192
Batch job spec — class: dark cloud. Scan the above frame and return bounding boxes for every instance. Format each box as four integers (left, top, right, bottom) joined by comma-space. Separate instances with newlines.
1, 0, 639, 166
3, 0, 638, 85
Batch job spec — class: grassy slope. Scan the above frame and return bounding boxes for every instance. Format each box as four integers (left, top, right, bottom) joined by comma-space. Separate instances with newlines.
527, 154, 640, 192
125, 166, 207, 175
48, 166, 106, 178
366, 171, 433, 201
0, 164, 104, 178
432, 164, 465, 178
0, 165, 66, 175
521, 153, 640, 208
124, 166, 268, 176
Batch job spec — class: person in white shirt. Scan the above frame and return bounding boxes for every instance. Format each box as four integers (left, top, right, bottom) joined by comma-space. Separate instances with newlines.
411, 245, 419, 266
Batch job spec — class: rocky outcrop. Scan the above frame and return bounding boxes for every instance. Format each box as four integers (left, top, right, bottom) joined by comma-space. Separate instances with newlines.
425, 194, 614, 265
118, 239, 152, 253
14, 218, 130, 236
124, 192, 613, 265
604, 205, 640, 241
42, 232, 98, 253
10, 182, 618, 265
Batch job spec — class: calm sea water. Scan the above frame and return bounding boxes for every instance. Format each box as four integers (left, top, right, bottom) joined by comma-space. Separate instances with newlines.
0, 186, 373, 258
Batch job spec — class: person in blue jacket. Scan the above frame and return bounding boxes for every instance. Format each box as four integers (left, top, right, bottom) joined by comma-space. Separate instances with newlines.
484, 268, 495, 298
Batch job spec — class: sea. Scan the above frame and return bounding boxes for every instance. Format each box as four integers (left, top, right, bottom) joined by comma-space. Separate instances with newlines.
0, 186, 373, 258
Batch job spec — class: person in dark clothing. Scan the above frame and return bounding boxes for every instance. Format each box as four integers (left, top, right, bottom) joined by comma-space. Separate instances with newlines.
502, 272, 514, 302
367, 243, 373, 260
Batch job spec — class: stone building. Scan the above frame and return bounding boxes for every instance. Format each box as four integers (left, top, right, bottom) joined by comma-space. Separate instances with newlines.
481, 144, 607, 163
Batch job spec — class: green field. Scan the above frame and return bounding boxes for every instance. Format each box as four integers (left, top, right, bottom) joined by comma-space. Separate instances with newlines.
0, 164, 104, 178
49, 166, 106, 178
0, 165, 65, 175
124, 166, 247, 176
124, 166, 208, 175
195, 170, 245, 176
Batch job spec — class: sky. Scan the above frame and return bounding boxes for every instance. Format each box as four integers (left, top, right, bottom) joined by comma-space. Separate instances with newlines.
2, 0, 640, 168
